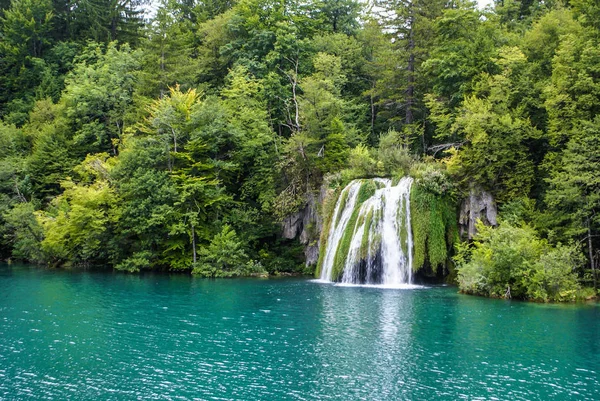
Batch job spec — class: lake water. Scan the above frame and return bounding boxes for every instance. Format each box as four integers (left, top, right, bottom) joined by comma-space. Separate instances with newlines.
1, 264, 599, 400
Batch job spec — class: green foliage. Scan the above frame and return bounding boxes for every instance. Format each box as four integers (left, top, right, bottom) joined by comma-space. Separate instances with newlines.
2, 202, 44, 262
455, 221, 584, 302
320, 122, 350, 173
37, 176, 118, 266
410, 162, 453, 196
27, 124, 76, 200
0, 0, 598, 291
62, 42, 140, 155
410, 181, 456, 273
424, 5, 501, 109
137, 4, 197, 98
435, 47, 540, 202
377, 129, 416, 177
0, 0, 55, 117
542, 118, 600, 288
192, 225, 264, 277
341, 144, 377, 181
115, 251, 153, 273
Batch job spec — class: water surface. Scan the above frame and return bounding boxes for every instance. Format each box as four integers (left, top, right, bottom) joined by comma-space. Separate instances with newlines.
1, 265, 598, 400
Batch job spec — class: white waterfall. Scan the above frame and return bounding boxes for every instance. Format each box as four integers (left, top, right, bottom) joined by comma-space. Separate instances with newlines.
319, 177, 414, 286
319, 180, 363, 283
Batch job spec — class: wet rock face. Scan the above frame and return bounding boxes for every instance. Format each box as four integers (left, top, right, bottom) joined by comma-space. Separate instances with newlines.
459, 187, 497, 240
281, 186, 326, 266
282, 212, 302, 240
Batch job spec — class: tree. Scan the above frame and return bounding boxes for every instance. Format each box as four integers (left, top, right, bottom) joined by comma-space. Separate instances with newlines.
545, 118, 600, 288
61, 42, 140, 156
137, 1, 197, 98
36, 155, 119, 266
0, 0, 54, 59
143, 86, 229, 269
423, 4, 501, 111
312, 0, 362, 34
570, 0, 600, 29
110, 135, 178, 271
192, 224, 253, 277
544, 32, 600, 148
0, 0, 55, 118
371, 0, 447, 138
431, 47, 539, 203
67, 0, 147, 44
455, 220, 583, 302
221, 66, 278, 211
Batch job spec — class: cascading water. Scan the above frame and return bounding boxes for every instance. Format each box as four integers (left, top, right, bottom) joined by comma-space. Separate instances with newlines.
319, 177, 414, 286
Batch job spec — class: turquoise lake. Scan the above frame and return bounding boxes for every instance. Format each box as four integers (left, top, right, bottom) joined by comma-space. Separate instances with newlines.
1, 264, 599, 400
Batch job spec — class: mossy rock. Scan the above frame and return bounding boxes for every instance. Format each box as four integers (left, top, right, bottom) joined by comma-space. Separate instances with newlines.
410, 183, 457, 273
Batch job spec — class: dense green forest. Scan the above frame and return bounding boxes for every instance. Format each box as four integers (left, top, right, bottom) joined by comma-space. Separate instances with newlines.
0, 0, 598, 299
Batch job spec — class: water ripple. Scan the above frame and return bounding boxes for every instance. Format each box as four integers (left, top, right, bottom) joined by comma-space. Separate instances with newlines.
0, 265, 598, 400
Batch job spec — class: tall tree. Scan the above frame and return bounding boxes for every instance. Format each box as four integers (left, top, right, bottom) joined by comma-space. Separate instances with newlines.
371, 0, 447, 146
0, 0, 54, 118
545, 118, 600, 288
138, 1, 197, 98
48, 0, 148, 45
61, 42, 140, 156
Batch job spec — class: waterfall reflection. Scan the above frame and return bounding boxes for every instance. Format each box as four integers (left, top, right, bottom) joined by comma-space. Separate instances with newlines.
312, 284, 417, 399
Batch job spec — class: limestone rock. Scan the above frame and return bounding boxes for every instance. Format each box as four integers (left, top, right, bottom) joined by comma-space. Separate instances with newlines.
281, 186, 327, 266
282, 211, 302, 240
459, 187, 497, 239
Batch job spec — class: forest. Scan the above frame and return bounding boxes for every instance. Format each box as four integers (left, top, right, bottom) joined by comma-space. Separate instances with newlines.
0, 0, 598, 301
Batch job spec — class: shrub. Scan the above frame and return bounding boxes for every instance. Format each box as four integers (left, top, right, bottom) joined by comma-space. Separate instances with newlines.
455, 221, 583, 302
192, 225, 265, 278
377, 129, 416, 176
410, 162, 453, 195
115, 251, 153, 273
342, 144, 377, 180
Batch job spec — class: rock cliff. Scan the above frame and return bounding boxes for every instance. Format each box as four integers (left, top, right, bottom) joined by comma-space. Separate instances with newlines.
281, 186, 327, 266
459, 187, 497, 239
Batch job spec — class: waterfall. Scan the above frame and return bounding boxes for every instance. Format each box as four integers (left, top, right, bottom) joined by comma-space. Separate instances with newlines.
319, 177, 414, 286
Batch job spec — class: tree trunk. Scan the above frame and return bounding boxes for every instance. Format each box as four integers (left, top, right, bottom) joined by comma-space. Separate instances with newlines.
291, 59, 300, 132
588, 221, 597, 289
406, 6, 415, 126
191, 222, 197, 265
160, 41, 166, 98
171, 128, 178, 153
280, 57, 301, 133
111, 16, 118, 41
370, 82, 376, 137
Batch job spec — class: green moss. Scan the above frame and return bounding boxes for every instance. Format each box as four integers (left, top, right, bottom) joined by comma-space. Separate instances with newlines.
410, 184, 457, 273
331, 207, 359, 281
370, 232, 382, 255
315, 187, 340, 278
443, 200, 459, 249
411, 185, 428, 271
329, 180, 377, 281
334, 188, 350, 227
357, 179, 377, 203
359, 209, 374, 260
356, 208, 367, 228
427, 196, 447, 268
374, 179, 388, 189
398, 196, 409, 256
